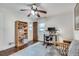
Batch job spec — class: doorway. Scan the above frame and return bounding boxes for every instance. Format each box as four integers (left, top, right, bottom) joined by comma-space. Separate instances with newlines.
33, 22, 38, 42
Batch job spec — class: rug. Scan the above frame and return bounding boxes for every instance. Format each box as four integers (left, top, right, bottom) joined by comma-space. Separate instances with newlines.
10, 42, 60, 56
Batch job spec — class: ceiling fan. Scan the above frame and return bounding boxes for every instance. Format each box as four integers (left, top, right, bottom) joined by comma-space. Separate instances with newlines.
20, 3, 47, 17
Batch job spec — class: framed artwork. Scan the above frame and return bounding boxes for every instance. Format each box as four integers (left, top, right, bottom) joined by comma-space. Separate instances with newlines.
74, 3, 79, 30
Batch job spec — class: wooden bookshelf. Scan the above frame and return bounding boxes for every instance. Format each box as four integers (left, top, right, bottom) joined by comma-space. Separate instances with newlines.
15, 21, 28, 47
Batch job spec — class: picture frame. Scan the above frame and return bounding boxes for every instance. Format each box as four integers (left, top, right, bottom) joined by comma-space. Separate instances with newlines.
74, 3, 79, 30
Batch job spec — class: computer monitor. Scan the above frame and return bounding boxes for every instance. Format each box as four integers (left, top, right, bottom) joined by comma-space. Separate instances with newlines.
48, 27, 56, 31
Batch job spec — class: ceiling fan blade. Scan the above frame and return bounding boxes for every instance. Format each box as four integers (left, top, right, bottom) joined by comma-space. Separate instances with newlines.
37, 13, 40, 17
37, 10, 47, 14
27, 13, 31, 17
20, 9, 28, 11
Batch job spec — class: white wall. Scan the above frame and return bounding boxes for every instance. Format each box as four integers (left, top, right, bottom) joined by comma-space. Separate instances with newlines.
37, 10, 74, 42
45, 11, 74, 41
0, 13, 4, 50
0, 7, 33, 51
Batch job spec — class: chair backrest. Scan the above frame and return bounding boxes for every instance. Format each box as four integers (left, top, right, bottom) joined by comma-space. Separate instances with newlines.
45, 36, 49, 41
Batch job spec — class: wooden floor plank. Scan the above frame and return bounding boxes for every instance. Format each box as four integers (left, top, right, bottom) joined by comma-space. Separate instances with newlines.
0, 41, 37, 56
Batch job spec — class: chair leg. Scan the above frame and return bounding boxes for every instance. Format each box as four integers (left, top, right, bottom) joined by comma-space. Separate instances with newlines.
46, 41, 49, 48
43, 40, 46, 45
46, 43, 48, 48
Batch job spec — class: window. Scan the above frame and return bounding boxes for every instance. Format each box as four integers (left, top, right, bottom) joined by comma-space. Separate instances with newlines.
39, 23, 45, 32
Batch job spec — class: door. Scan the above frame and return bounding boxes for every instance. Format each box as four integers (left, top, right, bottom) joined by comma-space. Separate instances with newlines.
33, 22, 38, 42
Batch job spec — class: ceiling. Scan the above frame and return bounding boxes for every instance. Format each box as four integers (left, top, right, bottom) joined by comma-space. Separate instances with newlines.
0, 3, 75, 18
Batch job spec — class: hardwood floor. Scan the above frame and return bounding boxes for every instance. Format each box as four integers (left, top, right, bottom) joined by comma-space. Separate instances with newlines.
0, 41, 37, 56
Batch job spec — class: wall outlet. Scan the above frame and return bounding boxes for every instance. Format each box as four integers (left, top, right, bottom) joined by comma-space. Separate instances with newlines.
9, 42, 14, 45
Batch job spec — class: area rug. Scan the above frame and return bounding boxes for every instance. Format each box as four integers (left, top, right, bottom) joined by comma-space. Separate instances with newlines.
10, 42, 60, 56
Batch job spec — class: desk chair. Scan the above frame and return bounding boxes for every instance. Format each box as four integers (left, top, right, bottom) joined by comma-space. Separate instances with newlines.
43, 34, 53, 48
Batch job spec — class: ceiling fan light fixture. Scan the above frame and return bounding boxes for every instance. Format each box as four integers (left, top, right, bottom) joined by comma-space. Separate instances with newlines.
31, 10, 38, 16
35, 11, 38, 15
31, 10, 35, 15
